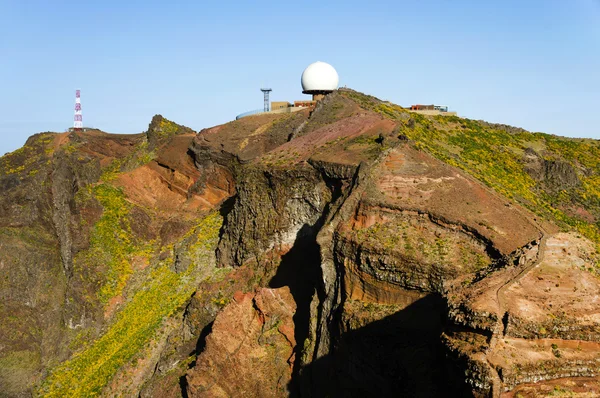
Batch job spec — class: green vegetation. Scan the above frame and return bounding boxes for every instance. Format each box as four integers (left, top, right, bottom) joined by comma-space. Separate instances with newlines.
353, 217, 490, 273
374, 102, 408, 120
38, 212, 222, 397
211, 292, 231, 308
0, 350, 41, 394
406, 117, 600, 246
71, 137, 161, 303
551, 343, 561, 358
146, 115, 194, 147
0, 226, 57, 248
74, 184, 153, 303
93, 184, 137, 302
155, 118, 182, 140
342, 133, 388, 158
341, 89, 382, 110
0, 133, 54, 177
265, 111, 306, 137
549, 385, 573, 396
341, 90, 600, 256
100, 140, 155, 182
303, 94, 357, 134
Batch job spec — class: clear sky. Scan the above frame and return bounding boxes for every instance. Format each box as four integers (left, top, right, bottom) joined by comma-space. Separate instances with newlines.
1, 0, 599, 155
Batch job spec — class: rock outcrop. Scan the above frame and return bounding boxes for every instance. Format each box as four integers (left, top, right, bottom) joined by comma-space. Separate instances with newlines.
201, 91, 600, 397
2, 89, 600, 397
186, 288, 296, 397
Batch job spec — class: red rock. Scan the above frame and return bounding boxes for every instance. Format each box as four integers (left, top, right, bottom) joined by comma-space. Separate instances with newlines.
186, 287, 296, 397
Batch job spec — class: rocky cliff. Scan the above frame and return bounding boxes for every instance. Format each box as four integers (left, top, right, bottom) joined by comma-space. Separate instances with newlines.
1, 91, 599, 397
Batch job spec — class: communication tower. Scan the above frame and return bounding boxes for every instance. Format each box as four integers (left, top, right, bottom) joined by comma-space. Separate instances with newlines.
260, 88, 272, 112
74, 90, 82, 131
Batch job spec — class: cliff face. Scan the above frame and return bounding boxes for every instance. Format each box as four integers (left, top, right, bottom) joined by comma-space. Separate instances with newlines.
1, 91, 600, 397
186, 287, 296, 397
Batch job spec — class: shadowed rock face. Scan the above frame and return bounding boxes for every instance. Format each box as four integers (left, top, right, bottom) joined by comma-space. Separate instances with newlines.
197, 92, 600, 397
524, 147, 581, 193
2, 91, 600, 397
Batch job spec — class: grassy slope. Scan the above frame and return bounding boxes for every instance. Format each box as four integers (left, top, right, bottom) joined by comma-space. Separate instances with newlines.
35, 117, 222, 397
38, 212, 222, 397
341, 90, 600, 254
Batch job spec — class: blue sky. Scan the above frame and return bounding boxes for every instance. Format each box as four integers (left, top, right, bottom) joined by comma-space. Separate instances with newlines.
1, 0, 599, 155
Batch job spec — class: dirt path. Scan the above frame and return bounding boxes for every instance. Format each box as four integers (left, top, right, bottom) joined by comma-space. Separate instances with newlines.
495, 236, 547, 319
485, 208, 551, 397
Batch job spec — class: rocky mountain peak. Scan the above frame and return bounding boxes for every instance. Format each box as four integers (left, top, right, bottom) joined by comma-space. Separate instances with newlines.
1, 89, 600, 397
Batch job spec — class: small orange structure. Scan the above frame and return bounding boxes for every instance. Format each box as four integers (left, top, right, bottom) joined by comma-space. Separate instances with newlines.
293, 100, 317, 110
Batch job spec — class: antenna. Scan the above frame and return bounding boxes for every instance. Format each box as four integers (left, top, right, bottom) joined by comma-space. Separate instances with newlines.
74, 89, 82, 131
260, 88, 272, 112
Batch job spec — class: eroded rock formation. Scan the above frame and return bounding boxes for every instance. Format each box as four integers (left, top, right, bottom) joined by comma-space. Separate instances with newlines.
2, 91, 600, 397
186, 288, 296, 397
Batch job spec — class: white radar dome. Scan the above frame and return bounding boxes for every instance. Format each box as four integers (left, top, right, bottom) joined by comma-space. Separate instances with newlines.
301, 61, 339, 93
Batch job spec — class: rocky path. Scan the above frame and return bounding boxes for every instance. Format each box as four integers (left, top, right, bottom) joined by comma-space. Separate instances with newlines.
486, 208, 550, 397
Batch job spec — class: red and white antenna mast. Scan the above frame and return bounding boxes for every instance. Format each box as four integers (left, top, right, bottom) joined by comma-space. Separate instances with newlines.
74, 89, 82, 130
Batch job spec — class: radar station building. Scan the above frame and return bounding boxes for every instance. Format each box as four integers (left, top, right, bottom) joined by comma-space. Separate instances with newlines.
236, 62, 457, 120
301, 61, 339, 101
236, 61, 339, 120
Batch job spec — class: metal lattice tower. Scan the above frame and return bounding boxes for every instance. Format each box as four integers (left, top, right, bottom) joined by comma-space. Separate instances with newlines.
74, 89, 82, 130
260, 88, 272, 112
